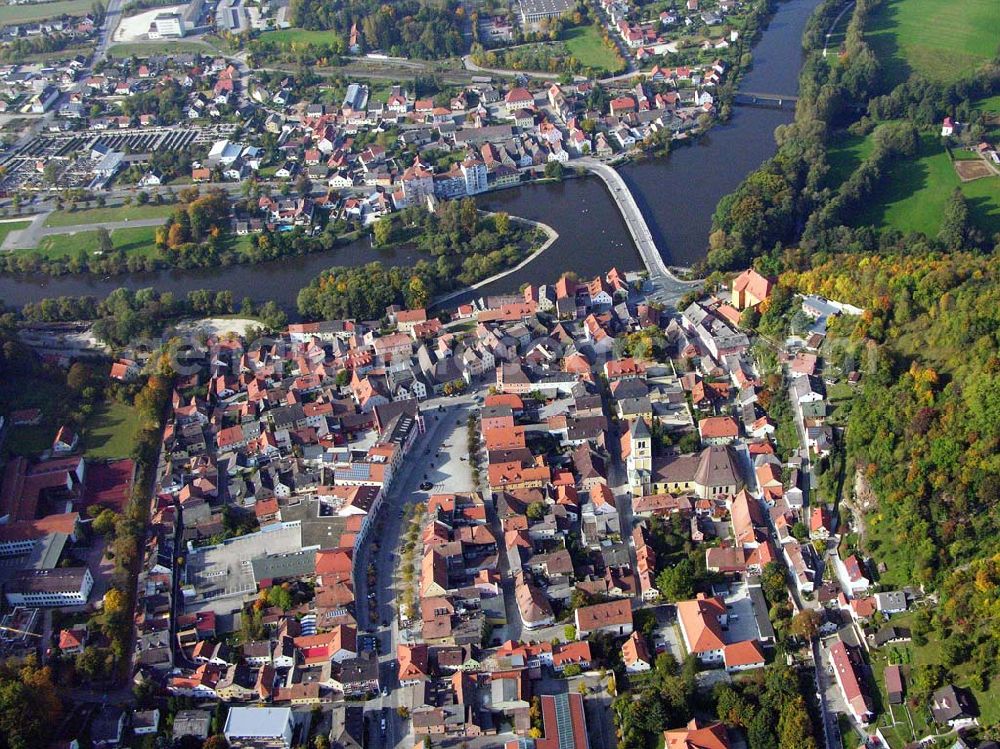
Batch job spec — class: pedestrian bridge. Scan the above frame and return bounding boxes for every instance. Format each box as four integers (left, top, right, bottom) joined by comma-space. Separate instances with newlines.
734, 92, 799, 109
576, 158, 702, 301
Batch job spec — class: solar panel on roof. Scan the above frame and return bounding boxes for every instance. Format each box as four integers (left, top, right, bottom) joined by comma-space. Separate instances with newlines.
335, 464, 371, 481
553, 694, 575, 749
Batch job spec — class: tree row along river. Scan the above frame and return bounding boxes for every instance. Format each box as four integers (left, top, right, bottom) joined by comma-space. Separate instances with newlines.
0, 0, 821, 311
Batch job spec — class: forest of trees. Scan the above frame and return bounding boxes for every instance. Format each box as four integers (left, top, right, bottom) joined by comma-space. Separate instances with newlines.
781, 249, 1000, 685
120, 79, 189, 122
0, 657, 63, 749
288, 0, 465, 59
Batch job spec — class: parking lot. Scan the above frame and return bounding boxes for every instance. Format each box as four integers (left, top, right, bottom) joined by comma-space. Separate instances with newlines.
721, 586, 759, 644
0, 124, 239, 192
647, 603, 684, 660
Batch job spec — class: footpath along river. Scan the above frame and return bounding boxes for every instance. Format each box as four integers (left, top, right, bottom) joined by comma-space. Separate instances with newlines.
0, 0, 822, 310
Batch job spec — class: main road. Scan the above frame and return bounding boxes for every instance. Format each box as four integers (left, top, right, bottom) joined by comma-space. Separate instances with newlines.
352, 393, 477, 749
575, 157, 703, 303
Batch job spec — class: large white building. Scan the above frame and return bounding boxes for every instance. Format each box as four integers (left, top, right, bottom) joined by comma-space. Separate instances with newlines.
517, 0, 574, 26
148, 11, 185, 38
224, 707, 295, 748
5, 567, 93, 607
461, 157, 488, 195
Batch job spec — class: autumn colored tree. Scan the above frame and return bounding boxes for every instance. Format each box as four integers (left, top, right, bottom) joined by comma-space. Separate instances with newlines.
789, 609, 822, 641
167, 222, 189, 248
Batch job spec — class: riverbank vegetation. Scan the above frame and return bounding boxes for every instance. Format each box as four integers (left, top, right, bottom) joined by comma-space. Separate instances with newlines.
298, 200, 544, 320
1, 184, 547, 282
19, 287, 288, 346
704, 0, 999, 275
3, 188, 340, 277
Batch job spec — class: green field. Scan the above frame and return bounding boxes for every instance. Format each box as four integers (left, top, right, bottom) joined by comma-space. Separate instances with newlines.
827, 127, 1000, 237
975, 94, 1000, 115
852, 133, 1000, 237
825, 131, 876, 188
261, 28, 341, 46
0, 0, 94, 24
107, 41, 210, 57
866, 0, 1000, 86
43, 204, 173, 228
32, 225, 159, 260
84, 400, 142, 459
561, 25, 624, 73
0, 219, 30, 246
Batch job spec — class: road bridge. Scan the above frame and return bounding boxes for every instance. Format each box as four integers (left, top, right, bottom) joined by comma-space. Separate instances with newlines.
576, 158, 702, 303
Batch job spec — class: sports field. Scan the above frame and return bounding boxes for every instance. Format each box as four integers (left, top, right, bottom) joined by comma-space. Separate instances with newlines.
0, 0, 93, 24
866, 0, 1000, 87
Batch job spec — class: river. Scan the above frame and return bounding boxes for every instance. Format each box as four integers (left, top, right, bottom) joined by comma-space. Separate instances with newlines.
0, 0, 820, 311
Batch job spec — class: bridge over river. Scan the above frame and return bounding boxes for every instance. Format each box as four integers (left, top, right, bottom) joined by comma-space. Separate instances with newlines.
733, 92, 800, 108
576, 158, 703, 304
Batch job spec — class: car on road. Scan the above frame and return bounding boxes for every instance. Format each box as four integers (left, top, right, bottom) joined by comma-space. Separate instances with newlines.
419, 481, 433, 491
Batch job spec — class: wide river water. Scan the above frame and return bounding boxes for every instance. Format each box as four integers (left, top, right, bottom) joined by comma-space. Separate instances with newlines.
0, 0, 821, 311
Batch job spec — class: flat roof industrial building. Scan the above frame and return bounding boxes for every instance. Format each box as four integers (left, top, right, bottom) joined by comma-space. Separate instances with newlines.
224, 707, 295, 748
518, 0, 574, 25
184, 521, 315, 605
